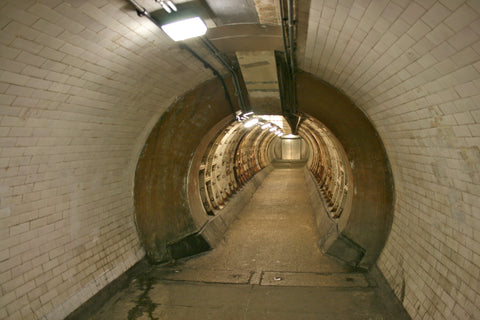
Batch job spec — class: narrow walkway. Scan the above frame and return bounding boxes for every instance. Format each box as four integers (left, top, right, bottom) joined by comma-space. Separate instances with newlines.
93, 168, 410, 320
178, 167, 351, 274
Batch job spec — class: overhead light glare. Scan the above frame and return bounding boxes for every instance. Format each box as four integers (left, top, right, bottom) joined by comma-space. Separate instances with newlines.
244, 118, 259, 128
160, 2, 172, 13
166, 1, 177, 11
261, 123, 271, 130
269, 127, 277, 132
161, 17, 207, 41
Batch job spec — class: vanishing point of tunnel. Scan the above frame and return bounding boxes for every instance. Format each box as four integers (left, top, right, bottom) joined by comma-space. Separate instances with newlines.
1, 1, 480, 320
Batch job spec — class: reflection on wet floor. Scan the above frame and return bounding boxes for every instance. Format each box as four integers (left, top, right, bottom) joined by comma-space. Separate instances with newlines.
93, 168, 410, 320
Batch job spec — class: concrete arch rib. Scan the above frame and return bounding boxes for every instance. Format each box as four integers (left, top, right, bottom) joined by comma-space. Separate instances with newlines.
134, 78, 235, 262
297, 72, 395, 269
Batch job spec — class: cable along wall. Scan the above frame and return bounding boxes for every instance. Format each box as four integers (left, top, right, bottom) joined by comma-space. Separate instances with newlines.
299, 115, 353, 220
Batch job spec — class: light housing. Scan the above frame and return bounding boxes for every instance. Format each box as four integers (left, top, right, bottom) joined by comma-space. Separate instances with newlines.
161, 16, 207, 41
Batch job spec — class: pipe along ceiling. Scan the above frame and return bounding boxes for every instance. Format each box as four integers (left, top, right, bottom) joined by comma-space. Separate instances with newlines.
127, 0, 300, 131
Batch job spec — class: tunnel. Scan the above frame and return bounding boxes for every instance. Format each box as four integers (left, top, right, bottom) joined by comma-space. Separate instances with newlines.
1, 1, 480, 320
134, 74, 393, 271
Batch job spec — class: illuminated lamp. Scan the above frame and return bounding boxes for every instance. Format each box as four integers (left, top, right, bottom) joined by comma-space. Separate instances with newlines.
161, 16, 207, 41
244, 118, 259, 128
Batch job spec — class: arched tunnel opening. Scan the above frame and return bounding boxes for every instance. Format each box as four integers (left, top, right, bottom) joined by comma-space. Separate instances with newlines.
134, 73, 394, 270
117, 73, 406, 320
186, 112, 357, 261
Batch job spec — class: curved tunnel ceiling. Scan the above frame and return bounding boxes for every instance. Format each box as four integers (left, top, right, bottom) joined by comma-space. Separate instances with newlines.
0, 1, 479, 320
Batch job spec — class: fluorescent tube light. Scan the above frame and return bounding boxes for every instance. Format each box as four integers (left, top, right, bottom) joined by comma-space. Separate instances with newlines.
161, 17, 207, 41
167, 1, 177, 11
161, 2, 172, 13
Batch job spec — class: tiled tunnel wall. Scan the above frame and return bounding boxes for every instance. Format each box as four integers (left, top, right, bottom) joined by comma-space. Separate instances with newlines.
0, 1, 479, 320
0, 1, 220, 319
298, 1, 480, 319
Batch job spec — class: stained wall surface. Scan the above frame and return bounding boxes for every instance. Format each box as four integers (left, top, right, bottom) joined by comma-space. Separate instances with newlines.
134, 78, 234, 263
0, 1, 479, 320
298, 74, 394, 269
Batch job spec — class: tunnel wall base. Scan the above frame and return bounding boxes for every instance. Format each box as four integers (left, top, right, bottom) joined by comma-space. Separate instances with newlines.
65, 259, 149, 320
165, 166, 274, 261
140, 166, 273, 262
324, 233, 366, 268
199, 166, 273, 248
304, 168, 365, 268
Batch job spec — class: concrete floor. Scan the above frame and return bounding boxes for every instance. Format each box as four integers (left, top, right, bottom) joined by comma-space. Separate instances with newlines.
92, 168, 410, 320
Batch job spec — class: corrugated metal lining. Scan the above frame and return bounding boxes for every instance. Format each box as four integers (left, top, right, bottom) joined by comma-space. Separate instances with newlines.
299, 115, 352, 219
198, 120, 277, 214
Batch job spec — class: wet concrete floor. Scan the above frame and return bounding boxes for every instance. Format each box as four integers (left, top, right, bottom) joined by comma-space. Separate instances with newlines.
93, 168, 410, 319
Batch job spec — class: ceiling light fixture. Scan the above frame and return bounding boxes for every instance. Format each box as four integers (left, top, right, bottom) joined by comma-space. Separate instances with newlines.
160, 1, 172, 13
161, 16, 207, 41
166, 1, 177, 11
129, 0, 208, 41
155, 0, 178, 13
